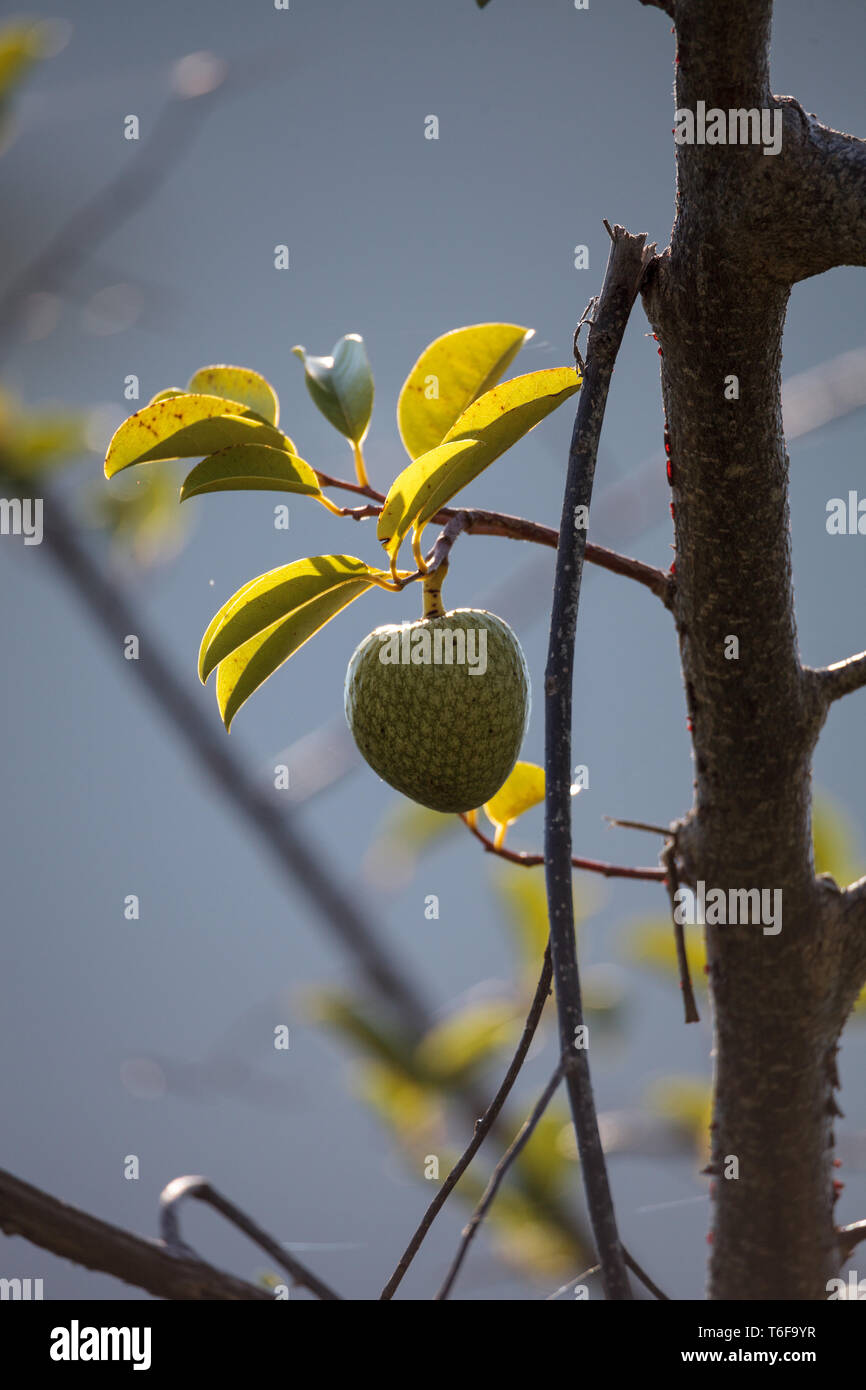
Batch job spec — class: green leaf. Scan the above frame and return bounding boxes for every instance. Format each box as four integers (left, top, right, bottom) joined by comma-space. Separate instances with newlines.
378, 368, 580, 563
484, 761, 545, 840
397, 322, 533, 460
179, 444, 322, 501
376, 439, 478, 565
187, 365, 279, 427
104, 394, 293, 478
292, 334, 373, 445
201, 554, 377, 728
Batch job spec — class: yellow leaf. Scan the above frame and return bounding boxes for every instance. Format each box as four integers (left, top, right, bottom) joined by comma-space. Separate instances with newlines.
397, 322, 533, 460
104, 393, 292, 478
484, 761, 545, 841
187, 365, 279, 426
379, 367, 579, 565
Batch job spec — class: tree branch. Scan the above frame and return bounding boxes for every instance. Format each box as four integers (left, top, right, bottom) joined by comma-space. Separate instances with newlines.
461, 811, 666, 882
434, 1064, 565, 1300
811, 650, 866, 705
313, 471, 674, 606
0, 1167, 273, 1301
379, 947, 553, 1300
768, 99, 866, 283
662, 840, 700, 1023
544, 224, 656, 1302
158, 1175, 340, 1300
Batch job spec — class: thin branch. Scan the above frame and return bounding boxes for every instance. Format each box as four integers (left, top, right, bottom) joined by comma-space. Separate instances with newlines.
622, 1249, 669, 1301
313, 470, 674, 606
461, 812, 665, 882
159, 1175, 340, 1301
435, 1064, 565, 1300
605, 816, 674, 837
811, 651, 866, 705
662, 840, 700, 1024
0, 1167, 272, 1301
543, 224, 656, 1301
379, 947, 553, 1300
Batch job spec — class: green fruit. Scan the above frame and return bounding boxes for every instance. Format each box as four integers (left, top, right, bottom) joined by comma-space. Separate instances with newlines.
344, 608, 530, 813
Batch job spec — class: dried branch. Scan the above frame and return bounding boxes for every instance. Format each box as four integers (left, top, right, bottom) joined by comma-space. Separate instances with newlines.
461, 811, 666, 882
543, 224, 656, 1301
379, 947, 553, 1300
434, 1064, 565, 1300
159, 1175, 340, 1300
662, 840, 700, 1024
0, 1167, 272, 1301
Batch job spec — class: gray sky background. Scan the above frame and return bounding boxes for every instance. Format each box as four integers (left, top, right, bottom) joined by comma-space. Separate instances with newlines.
1, 0, 864, 1300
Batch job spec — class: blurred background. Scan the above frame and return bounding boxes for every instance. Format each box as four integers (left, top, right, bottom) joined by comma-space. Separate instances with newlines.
0, 0, 864, 1301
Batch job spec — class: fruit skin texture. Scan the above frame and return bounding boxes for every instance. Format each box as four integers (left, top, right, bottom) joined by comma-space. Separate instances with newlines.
345, 608, 530, 814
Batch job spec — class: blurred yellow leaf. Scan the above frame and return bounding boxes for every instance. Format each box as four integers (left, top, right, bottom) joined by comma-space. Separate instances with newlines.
415, 999, 520, 1084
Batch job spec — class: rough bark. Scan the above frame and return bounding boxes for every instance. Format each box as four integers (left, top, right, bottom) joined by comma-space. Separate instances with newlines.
640, 0, 866, 1298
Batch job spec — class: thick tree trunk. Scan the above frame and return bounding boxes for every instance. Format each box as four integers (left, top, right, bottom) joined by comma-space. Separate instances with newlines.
639, 0, 866, 1298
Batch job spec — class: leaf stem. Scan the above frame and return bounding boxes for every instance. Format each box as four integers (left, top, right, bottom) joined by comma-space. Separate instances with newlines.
353, 441, 370, 488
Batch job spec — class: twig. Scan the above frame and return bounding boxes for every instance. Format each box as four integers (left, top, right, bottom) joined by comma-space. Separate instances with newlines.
461, 812, 666, 882
159, 1175, 340, 1301
546, 1265, 601, 1299
313, 471, 674, 606
379, 947, 553, 1300
543, 224, 656, 1301
0, 1167, 272, 1301
622, 1248, 670, 1301
662, 840, 700, 1023
811, 651, 866, 705
434, 1065, 566, 1300
605, 816, 674, 837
